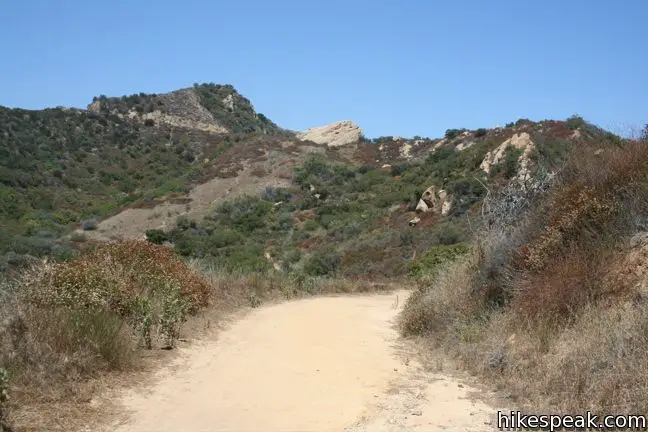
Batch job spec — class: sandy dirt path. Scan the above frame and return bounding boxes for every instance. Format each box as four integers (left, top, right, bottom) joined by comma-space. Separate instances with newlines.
106, 291, 498, 432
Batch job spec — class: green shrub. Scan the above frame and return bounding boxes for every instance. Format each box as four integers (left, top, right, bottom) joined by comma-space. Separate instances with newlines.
390, 163, 409, 177
145, 229, 167, 244
303, 220, 319, 231
407, 243, 470, 280
304, 250, 340, 276
261, 187, 293, 202
534, 137, 573, 168
81, 219, 98, 231
491, 145, 524, 179
437, 226, 462, 245
566, 114, 586, 130
0, 367, 9, 431
206, 229, 242, 250
474, 128, 488, 137
23, 241, 210, 349
445, 129, 463, 140
216, 243, 270, 273
276, 213, 293, 231
210, 196, 272, 234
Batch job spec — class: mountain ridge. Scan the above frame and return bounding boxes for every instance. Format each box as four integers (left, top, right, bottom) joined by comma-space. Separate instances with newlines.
0, 82, 622, 276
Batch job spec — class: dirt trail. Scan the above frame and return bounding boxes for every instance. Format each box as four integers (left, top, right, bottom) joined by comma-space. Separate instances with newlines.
105, 291, 498, 432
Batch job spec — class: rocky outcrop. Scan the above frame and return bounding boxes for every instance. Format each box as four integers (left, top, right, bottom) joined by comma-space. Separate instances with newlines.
415, 199, 430, 213
438, 189, 453, 216
222, 94, 235, 111
480, 132, 535, 174
88, 100, 101, 113
399, 143, 413, 159
297, 121, 363, 148
415, 186, 453, 216
441, 199, 453, 216
455, 141, 475, 151
140, 110, 229, 134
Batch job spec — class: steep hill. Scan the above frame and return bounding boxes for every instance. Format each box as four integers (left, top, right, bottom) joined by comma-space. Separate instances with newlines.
89, 83, 281, 134
0, 85, 288, 270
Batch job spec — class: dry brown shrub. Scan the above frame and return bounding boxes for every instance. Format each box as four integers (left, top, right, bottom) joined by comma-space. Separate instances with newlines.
402, 137, 648, 413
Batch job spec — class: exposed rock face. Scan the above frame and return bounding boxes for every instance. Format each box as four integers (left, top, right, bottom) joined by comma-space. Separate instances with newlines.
222, 94, 235, 111
88, 100, 101, 113
399, 143, 413, 159
456, 141, 475, 151
297, 121, 363, 148
98, 88, 230, 134
409, 216, 421, 227
515, 143, 536, 184
480, 132, 534, 174
140, 110, 229, 134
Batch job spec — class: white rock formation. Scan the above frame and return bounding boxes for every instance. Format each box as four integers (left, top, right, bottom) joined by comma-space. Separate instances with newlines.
441, 199, 453, 216
415, 199, 430, 213
140, 110, 229, 134
480, 132, 534, 174
456, 141, 475, 151
297, 121, 363, 148
400, 143, 413, 159
415, 186, 452, 215
222, 94, 235, 111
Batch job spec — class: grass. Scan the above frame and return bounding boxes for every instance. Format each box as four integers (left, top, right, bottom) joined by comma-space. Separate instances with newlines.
0, 111, 626, 427
0, 240, 395, 431
400, 137, 648, 413
0, 241, 211, 429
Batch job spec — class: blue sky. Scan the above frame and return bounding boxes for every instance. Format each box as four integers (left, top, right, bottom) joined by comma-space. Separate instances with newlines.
1, 0, 646, 138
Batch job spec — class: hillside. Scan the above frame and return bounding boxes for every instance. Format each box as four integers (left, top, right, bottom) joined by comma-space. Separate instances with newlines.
0, 85, 288, 271
401, 127, 648, 414
0, 84, 620, 278
89, 83, 281, 135
0, 83, 637, 431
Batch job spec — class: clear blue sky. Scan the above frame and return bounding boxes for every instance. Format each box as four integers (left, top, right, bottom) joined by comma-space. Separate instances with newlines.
1, 0, 646, 138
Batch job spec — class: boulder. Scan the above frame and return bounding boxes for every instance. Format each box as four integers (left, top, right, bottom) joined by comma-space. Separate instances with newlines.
297, 120, 363, 148
409, 217, 421, 227
421, 185, 437, 205
415, 199, 430, 213
441, 199, 453, 216
419, 186, 452, 215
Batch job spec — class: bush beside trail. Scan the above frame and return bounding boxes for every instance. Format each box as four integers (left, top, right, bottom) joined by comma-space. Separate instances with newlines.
400, 137, 648, 413
0, 240, 395, 430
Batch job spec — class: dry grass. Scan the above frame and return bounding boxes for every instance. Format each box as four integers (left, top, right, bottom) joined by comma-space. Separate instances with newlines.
1, 248, 397, 431
401, 138, 648, 413
0, 241, 213, 430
